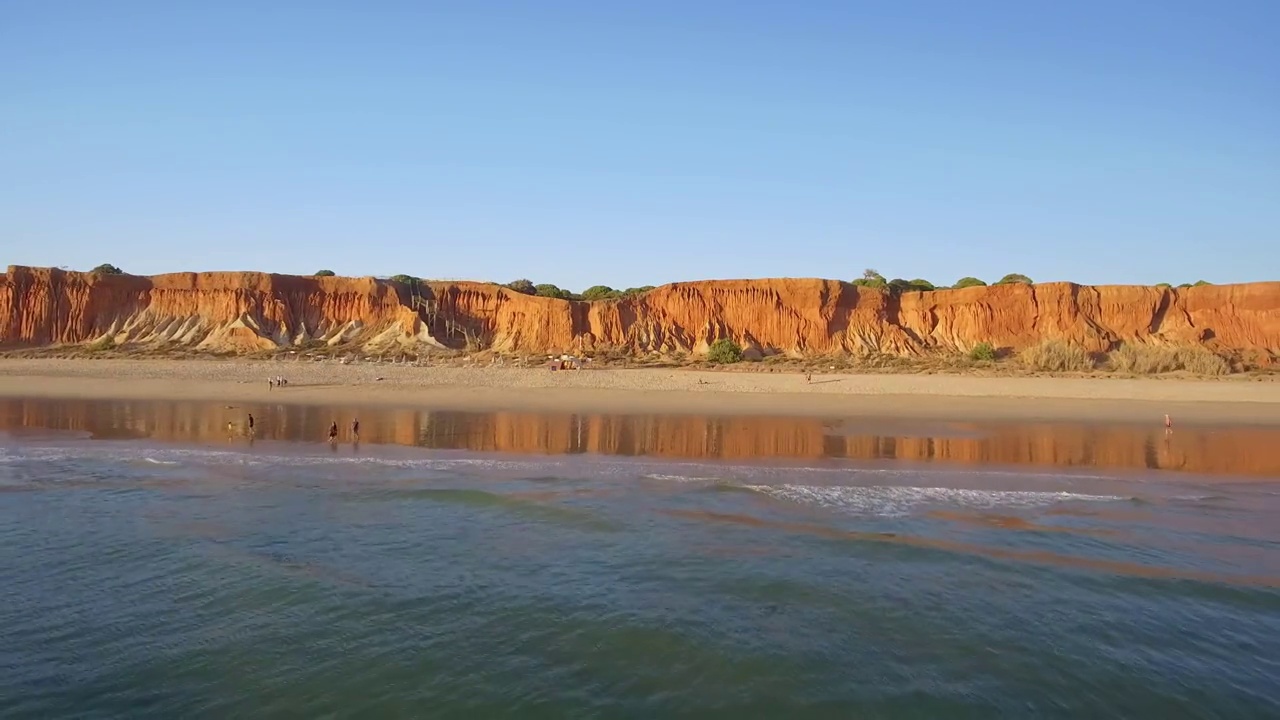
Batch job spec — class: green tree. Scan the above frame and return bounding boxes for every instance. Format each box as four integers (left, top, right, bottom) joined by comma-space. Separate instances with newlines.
1177, 283, 1193, 288
1155, 282, 1171, 288
622, 285, 656, 296
851, 268, 887, 289
314, 269, 336, 277
535, 283, 572, 300
907, 278, 935, 291
707, 338, 744, 364
953, 276, 987, 288
996, 273, 1033, 285
505, 279, 536, 294
581, 285, 620, 301
1193, 280, 1212, 286
389, 274, 420, 285
91, 264, 123, 275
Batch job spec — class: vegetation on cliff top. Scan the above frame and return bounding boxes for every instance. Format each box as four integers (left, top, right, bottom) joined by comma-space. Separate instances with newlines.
504, 279, 536, 295
995, 273, 1034, 285
851, 269, 1030, 292
91, 264, 124, 275
200, 268, 1223, 301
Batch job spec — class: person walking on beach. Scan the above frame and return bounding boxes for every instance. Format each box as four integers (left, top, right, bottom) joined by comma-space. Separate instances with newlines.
351, 418, 360, 441
268, 377, 273, 391
328, 421, 338, 443
247, 413, 255, 435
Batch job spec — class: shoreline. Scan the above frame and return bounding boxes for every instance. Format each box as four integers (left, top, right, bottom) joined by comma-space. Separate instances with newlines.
2, 359, 1279, 424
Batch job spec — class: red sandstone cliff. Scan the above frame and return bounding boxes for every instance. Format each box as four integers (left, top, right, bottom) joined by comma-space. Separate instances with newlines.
2, 266, 1277, 363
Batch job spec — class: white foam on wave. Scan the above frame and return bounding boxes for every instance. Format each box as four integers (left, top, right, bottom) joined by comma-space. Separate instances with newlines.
0, 444, 553, 475
631, 459, 1124, 485
1, 440, 1136, 485
642, 473, 720, 483
142, 458, 180, 466
743, 484, 1126, 517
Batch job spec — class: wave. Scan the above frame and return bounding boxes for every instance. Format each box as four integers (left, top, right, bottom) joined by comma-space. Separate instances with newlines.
741, 484, 1127, 517
642, 473, 721, 483
1, 442, 1139, 486
142, 458, 180, 466
0, 445, 538, 472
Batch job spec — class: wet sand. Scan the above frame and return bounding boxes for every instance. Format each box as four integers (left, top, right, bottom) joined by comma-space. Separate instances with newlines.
0, 358, 1277, 425
5, 396, 1280, 477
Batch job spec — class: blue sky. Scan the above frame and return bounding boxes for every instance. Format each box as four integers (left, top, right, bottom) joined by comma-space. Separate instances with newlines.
2, 0, 1277, 290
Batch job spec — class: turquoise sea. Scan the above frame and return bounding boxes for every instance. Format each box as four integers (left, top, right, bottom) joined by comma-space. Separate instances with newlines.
1, 398, 1278, 718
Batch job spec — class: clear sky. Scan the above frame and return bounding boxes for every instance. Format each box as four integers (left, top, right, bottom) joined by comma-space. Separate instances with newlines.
2, 1, 1277, 290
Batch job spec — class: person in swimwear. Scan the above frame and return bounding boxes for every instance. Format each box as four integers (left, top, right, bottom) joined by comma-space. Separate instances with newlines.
328, 421, 338, 443
351, 418, 360, 441
247, 413, 255, 435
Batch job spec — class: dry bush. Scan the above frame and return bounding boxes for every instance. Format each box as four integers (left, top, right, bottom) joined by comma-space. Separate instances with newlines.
1109, 344, 1231, 376
1176, 347, 1233, 375
1018, 339, 1094, 372
1109, 344, 1178, 374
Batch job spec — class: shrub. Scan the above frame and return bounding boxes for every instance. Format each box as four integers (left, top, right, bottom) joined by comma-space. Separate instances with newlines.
622, 286, 656, 296
706, 338, 744, 364
581, 285, 621, 301
1155, 282, 1171, 288
534, 283, 572, 300
1018, 339, 1093, 372
996, 273, 1033, 285
389, 274, 420, 285
91, 264, 123, 275
314, 269, 336, 277
852, 268, 888, 289
953, 276, 987, 288
1109, 344, 1231, 376
1193, 280, 1212, 287
1180, 348, 1231, 375
968, 341, 996, 362
1177, 283, 1192, 288
888, 278, 935, 292
504, 279, 536, 294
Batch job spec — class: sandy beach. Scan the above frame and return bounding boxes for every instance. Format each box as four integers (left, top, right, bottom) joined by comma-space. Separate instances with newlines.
0, 358, 1276, 425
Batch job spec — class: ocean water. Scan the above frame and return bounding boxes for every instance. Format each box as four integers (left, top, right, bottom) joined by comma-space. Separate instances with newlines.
1, 400, 1278, 718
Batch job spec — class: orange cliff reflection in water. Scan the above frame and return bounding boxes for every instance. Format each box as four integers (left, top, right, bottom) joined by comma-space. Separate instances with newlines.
1, 398, 1279, 478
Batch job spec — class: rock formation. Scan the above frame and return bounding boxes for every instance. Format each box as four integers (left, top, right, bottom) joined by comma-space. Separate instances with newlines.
2, 266, 1277, 364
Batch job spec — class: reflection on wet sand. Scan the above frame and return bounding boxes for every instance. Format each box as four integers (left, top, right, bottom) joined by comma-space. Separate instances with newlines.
664, 509, 1280, 589
2, 397, 1279, 477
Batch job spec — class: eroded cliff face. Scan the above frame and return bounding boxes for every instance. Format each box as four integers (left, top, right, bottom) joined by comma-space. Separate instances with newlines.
2, 266, 1277, 362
